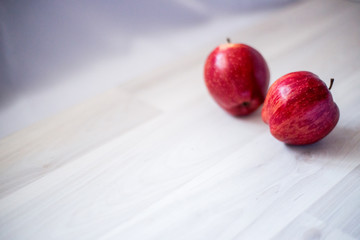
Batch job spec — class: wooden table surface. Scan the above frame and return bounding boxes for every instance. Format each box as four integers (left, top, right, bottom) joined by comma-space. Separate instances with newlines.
1, 0, 360, 239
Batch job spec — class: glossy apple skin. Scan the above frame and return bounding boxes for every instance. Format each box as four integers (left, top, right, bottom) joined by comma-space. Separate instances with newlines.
262, 71, 340, 145
204, 43, 269, 116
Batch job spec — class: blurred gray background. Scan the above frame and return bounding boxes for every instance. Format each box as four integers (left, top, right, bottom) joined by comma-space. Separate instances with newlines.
0, 0, 296, 138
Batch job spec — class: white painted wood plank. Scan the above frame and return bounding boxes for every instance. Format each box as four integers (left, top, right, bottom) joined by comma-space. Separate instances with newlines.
308, 166, 360, 238
0, 89, 161, 197
0, 98, 266, 240
0, 0, 360, 239
100, 129, 360, 240
273, 165, 360, 239
230, 0, 359, 62
273, 213, 357, 240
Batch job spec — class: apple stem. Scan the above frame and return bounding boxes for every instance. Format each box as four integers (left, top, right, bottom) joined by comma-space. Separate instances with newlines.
226, 38, 231, 44
329, 78, 334, 90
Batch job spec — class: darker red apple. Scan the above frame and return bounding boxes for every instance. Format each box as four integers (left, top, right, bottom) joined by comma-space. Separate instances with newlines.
204, 39, 269, 116
262, 71, 340, 145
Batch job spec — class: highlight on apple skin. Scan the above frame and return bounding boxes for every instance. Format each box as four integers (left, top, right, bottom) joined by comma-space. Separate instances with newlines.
204, 39, 270, 116
261, 71, 340, 145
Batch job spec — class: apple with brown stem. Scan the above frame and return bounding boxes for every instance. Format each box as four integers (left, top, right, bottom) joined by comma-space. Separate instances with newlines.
262, 71, 340, 145
204, 38, 270, 116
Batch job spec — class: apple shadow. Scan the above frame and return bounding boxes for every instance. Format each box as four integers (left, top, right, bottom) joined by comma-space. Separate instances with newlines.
285, 125, 360, 162
230, 107, 268, 129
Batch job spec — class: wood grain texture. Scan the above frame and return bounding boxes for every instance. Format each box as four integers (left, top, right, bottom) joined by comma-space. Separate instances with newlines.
1, 0, 360, 239
0, 90, 161, 197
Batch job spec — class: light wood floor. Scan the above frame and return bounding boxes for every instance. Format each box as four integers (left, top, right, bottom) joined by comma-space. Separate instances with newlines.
1, 0, 360, 239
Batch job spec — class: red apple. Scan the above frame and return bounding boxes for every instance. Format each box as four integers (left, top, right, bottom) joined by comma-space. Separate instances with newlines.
262, 71, 340, 145
204, 39, 269, 116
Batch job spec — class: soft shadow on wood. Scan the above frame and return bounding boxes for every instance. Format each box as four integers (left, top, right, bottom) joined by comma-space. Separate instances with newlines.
285, 125, 360, 160
232, 107, 265, 126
